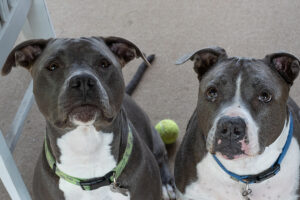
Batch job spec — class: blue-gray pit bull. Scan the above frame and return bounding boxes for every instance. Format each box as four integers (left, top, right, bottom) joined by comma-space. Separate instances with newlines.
2, 37, 176, 200
175, 47, 300, 200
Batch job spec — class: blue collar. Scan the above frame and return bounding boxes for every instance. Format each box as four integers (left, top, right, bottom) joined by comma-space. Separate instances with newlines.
212, 112, 294, 184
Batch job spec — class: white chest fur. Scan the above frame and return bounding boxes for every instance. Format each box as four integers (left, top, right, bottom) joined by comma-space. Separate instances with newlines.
56, 125, 130, 200
183, 124, 300, 200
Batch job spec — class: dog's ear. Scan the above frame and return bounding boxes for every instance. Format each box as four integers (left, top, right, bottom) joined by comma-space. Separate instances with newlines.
1, 39, 51, 76
100, 36, 150, 67
264, 52, 300, 85
176, 47, 227, 80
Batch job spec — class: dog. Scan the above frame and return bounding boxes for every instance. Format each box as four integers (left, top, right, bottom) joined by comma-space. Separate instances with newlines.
174, 47, 300, 200
2, 36, 176, 200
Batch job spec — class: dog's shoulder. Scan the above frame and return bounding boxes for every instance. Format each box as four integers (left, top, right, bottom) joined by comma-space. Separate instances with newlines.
175, 109, 207, 193
122, 94, 151, 127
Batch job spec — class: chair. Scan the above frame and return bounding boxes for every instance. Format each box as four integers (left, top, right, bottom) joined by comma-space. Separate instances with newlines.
0, 0, 55, 199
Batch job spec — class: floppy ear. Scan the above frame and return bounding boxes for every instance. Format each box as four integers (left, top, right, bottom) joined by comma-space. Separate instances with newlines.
100, 36, 151, 67
175, 47, 227, 80
1, 39, 51, 76
264, 52, 300, 85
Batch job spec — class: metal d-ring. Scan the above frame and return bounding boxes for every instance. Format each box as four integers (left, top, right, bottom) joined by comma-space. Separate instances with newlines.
113, 172, 118, 187
242, 183, 252, 197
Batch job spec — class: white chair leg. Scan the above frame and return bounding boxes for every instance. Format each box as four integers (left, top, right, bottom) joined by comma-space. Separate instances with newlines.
22, 0, 56, 39
5, 81, 34, 152
0, 0, 55, 199
0, 130, 31, 200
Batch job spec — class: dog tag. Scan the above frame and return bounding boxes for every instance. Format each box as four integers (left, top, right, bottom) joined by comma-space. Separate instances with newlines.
242, 184, 252, 200
110, 183, 129, 196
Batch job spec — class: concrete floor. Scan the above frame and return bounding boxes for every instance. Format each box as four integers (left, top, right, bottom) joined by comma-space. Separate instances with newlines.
1, 0, 300, 199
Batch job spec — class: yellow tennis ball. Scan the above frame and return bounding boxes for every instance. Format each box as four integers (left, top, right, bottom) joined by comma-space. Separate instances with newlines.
155, 119, 179, 144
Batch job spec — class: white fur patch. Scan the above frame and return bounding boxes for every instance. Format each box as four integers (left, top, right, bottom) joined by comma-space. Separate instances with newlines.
57, 125, 130, 200
206, 75, 260, 155
183, 118, 300, 200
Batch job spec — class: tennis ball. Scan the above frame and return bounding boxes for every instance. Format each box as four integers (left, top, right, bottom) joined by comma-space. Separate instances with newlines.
155, 119, 179, 144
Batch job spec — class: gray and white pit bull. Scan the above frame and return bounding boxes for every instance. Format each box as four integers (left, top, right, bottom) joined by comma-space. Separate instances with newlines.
175, 47, 300, 200
2, 37, 176, 200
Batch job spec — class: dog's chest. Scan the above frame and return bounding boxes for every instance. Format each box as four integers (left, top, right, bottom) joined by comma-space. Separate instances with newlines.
183, 138, 300, 200
56, 125, 130, 200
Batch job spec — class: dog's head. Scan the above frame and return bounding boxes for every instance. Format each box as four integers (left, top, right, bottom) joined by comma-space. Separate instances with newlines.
177, 47, 299, 160
2, 37, 148, 130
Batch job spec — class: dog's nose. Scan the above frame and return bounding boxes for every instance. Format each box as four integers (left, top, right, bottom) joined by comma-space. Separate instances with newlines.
69, 74, 96, 91
217, 116, 246, 140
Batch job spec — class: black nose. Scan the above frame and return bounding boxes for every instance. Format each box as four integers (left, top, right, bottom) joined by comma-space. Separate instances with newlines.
217, 116, 246, 140
69, 74, 96, 92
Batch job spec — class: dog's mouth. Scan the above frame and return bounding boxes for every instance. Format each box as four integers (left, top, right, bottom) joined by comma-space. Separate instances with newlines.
209, 139, 252, 160
211, 144, 262, 160
68, 105, 98, 123
68, 104, 114, 124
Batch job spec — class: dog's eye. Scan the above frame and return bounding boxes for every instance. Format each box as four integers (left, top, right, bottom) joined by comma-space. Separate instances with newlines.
47, 62, 59, 71
99, 59, 110, 68
258, 91, 272, 103
206, 87, 218, 101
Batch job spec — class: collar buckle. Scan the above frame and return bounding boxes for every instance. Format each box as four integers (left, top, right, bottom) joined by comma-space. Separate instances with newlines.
244, 163, 281, 184
79, 171, 114, 191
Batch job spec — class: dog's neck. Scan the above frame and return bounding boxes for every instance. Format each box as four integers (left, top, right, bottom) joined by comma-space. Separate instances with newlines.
45, 107, 129, 165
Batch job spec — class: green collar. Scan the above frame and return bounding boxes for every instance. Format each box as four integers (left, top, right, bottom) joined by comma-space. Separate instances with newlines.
45, 125, 133, 191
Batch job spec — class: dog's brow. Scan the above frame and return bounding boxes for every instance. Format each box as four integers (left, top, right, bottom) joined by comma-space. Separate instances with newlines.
48, 50, 65, 59
45, 54, 64, 65
251, 78, 275, 91
207, 74, 228, 86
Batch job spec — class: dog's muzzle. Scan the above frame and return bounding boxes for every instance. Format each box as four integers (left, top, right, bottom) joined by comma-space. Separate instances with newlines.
65, 73, 113, 123
213, 116, 248, 159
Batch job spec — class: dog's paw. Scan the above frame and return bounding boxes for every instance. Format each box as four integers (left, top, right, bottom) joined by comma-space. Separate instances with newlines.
162, 183, 177, 200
